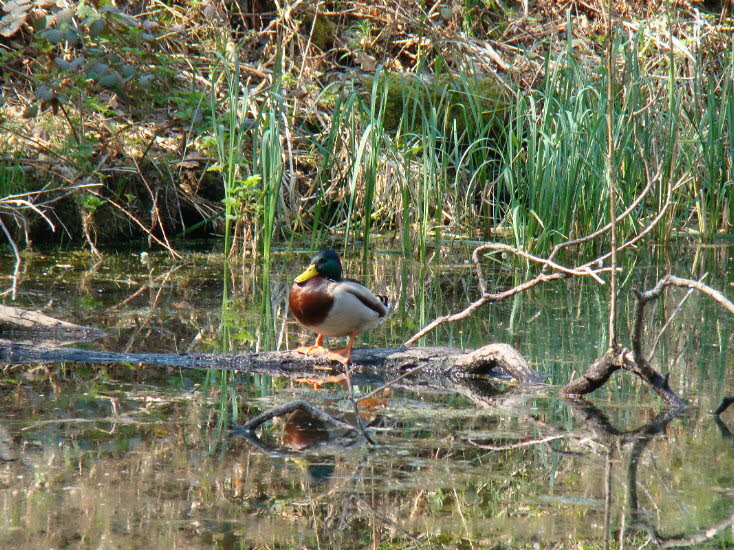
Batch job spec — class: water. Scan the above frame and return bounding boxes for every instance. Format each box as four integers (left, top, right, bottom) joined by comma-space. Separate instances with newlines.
0, 245, 733, 548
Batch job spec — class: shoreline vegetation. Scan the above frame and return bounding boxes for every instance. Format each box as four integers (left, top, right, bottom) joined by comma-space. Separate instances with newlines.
0, 1, 732, 259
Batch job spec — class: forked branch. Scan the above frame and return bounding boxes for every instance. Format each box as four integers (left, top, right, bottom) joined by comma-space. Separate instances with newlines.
564, 274, 734, 407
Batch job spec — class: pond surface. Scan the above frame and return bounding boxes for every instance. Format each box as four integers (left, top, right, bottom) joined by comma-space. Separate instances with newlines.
0, 244, 733, 549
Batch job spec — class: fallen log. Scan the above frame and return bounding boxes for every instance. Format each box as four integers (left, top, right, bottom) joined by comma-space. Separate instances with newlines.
0, 304, 105, 341
0, 340, 545, 386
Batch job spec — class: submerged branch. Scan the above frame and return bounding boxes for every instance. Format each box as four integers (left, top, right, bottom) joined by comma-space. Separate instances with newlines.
563, 346, 685, 408
235, 400, 359, 434
0, 305, 106, 340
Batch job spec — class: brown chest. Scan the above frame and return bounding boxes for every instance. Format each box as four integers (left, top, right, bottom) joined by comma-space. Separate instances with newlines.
289, 278, 334, 326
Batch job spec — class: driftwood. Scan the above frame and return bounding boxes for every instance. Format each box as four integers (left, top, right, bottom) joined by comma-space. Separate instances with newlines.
0, 340, 544, 387
562, 346, 685, 408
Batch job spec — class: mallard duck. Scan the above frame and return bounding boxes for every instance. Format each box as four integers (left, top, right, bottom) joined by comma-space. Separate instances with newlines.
289, 249, 389, 365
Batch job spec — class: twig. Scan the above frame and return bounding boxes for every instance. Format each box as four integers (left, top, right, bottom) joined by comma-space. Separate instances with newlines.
404, 270, 567, 346
605, 0, 618, 347
88, 189, 182, 259
466, 433, 567, 450
633, 274, 734, 362
0, 217, 20, 299
646, 274, 706, 361
544, 161, 658, 266
472, 243, 607, 288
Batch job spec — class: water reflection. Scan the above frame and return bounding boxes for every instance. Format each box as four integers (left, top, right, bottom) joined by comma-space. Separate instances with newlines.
0, 245, 733, 547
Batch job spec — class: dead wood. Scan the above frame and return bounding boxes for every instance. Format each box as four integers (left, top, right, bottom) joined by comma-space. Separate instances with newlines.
564, 273, 734, 407
0, 340, 544, 387
562, 349, 623, 397
714, 396, 734, 416
0, 305, 106, 340
563, 346, 685, 407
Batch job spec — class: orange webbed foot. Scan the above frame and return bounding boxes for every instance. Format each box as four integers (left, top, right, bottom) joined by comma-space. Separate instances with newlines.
295, 345, 329, 356
294, 335, 328, 356
327, 331, 357, 365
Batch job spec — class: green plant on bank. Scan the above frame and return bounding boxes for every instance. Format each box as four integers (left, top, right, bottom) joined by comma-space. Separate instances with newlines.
208, 39, 285, 262
495, 21, 732, 257
18, 3, 173, 123
0, 164, 29, 198
1, 4, 732, 257
297, 67, 507, 259
289, 24, 730, 260
687, 45, 734, 238
208, 43, 253, 258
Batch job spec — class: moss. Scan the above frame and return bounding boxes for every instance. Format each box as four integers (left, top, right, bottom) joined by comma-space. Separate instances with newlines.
301, 13, 336, 52
366, 71, 508, 136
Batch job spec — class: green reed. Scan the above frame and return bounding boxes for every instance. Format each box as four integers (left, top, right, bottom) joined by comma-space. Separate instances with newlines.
687, 44, 734, 238
210, 43, 250, 258
207, 27, 732, 260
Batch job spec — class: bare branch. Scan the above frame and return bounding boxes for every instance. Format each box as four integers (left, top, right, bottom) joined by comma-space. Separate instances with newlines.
473, 243, 607, 285
646, 276, 703, 361
88, 189, 182, 259
563, 346, 685, 408
545, 162, 658, 265
404, 271, 565, 346
635, 274, 734, 316
467, 433, 567, 451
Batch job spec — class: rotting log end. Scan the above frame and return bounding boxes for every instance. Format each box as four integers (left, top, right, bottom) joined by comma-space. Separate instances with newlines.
454, 343, 545, 385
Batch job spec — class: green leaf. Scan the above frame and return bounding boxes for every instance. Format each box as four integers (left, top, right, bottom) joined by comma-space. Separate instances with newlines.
40, 28, 64, 44
138, 73, 155, 88
35, 85, 54, 101
62, 27, 81, 47
88, 18, 106, 37
98, 71, 122, 88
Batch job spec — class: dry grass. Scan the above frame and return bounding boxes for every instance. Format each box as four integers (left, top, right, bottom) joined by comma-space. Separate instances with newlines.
0, 0, 731, 251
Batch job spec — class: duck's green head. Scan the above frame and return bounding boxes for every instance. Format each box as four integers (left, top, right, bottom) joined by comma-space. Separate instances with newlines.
294, 249, 343, 283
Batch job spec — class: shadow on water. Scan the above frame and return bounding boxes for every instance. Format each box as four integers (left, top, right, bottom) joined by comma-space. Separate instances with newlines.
0, 244, 733, 548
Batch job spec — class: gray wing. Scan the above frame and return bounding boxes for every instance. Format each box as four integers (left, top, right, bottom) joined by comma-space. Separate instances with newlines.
339, 281, 389, 317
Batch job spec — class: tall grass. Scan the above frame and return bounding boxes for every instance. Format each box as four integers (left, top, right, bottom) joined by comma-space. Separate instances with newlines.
210, 44, 252, 257
209, 40, 284, 262
687, 46, 734, 237
207, 26, 733, 259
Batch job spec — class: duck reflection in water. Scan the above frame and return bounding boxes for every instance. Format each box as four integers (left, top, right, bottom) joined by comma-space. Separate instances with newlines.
283, 409, 335, 486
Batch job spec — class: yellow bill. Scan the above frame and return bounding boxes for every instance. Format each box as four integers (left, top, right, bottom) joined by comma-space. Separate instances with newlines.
294, 264, 319, 283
